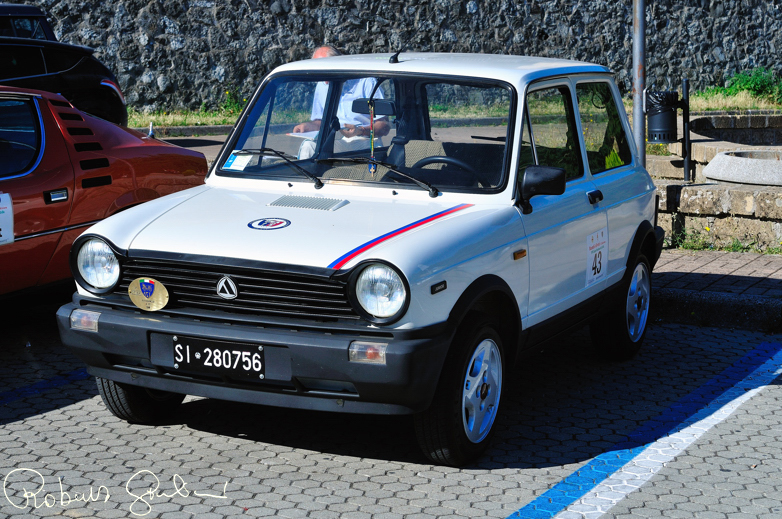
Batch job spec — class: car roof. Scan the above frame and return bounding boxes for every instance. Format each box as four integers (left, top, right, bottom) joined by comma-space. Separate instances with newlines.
274, 52, 611, 85
0, 4, 45, 16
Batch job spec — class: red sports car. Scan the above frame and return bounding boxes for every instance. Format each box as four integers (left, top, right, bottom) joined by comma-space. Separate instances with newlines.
0, 86, 207, 295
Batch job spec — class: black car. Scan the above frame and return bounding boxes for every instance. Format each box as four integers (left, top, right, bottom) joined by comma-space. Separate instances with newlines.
0, 4, 127, 125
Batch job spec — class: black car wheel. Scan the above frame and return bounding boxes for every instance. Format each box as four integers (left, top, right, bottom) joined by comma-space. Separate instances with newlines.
590, 254, 651, 360
96, 377, 184, 424
415, 313, 504, 466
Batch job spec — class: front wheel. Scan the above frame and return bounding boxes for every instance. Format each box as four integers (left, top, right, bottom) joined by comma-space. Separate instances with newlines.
590, 254, 651, 360
415, 315, 504, 466
96, 377, 185, 424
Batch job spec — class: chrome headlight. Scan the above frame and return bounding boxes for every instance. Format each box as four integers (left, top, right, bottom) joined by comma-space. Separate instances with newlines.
76, 238, 120, 290
354, 263, 408, 321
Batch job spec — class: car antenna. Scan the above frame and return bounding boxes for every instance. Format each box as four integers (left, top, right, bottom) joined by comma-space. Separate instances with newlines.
389, 36, 412, 63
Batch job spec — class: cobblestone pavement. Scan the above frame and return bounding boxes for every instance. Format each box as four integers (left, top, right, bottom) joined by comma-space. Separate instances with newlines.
654, 250, 782, 298
2, 288, 782, 518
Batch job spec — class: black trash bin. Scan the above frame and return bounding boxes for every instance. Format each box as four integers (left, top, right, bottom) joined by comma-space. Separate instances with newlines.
646, 91, 679, 143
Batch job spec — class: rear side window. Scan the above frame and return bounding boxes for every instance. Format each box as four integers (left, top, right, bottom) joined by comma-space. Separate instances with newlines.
12, 17, 48, 40
525, 86, 583, 180
0, 45, 46, 80
576, 82, 633, 174
0, 99, 42, 178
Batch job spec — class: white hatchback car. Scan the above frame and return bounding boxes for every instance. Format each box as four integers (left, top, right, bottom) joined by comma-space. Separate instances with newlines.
58, 53, 664, 466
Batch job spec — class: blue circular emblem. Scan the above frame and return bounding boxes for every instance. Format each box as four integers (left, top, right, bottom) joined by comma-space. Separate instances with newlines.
248, 218, 291, 230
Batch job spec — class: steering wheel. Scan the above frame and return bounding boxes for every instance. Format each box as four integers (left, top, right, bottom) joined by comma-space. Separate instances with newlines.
410, 155, 476, 174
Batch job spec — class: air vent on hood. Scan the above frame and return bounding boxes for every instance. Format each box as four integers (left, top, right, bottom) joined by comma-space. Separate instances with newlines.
268, 195, 349, 211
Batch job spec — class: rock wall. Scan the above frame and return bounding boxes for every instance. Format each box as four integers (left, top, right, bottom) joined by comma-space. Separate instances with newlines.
17, 0, 782, 111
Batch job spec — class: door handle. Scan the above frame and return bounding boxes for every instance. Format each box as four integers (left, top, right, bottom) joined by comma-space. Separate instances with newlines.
587, 190, 603, 205
44, 189, 68, 204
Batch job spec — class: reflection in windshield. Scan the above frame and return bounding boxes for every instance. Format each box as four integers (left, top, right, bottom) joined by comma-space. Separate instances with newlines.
220, 74, 513, 194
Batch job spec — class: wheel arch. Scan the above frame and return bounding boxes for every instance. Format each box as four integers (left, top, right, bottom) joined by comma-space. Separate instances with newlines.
626, 220, 658, 271
446, 275, 523, 368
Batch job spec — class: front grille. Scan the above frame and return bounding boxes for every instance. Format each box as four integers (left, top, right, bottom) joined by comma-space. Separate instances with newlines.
118, 258, 359, 321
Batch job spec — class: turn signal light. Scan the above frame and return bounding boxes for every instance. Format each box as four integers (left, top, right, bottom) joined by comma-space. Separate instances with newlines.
70, 309, 100, 332
348, 341, 387, 364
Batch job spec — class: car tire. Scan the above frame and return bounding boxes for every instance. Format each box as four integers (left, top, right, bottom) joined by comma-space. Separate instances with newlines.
414, 314, 504, 466
590, 253, 652, 361
96, 377, 185, 424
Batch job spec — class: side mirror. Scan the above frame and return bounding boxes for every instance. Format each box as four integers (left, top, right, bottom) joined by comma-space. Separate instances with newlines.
518, 165, 566, 214
351, 98, 396, 116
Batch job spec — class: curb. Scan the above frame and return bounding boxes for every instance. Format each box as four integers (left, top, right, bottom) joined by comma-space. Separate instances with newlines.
130, 125, 233, 137
651, 287, 782, 333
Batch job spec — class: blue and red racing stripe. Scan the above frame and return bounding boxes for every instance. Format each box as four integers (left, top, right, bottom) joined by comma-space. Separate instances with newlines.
327, 203, 473, 270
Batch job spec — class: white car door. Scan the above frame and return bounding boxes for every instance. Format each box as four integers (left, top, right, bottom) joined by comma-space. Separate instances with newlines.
574, 79, 654, 290
518, 80, 608, 328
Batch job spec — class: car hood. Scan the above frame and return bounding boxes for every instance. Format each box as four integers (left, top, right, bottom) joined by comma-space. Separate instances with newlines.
125, 187, 481, 270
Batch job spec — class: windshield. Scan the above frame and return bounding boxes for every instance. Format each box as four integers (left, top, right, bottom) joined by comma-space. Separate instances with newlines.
218, 73, 514, 194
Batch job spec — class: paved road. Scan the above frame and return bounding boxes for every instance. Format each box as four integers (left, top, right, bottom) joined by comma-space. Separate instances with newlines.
2, 287, 782, 518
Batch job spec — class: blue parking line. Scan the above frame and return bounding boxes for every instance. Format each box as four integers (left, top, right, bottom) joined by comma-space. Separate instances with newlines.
0, 368, 90, 406
507, 341, 782, 519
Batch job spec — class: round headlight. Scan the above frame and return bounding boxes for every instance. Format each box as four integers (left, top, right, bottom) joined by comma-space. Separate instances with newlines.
355, 263, 407, 319
76, 238, 120, 289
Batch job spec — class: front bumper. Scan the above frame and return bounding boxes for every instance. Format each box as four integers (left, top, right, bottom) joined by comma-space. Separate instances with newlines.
57, 296, 451, 415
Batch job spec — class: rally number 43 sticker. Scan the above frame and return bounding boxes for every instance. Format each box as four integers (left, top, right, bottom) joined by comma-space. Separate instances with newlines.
586, 227, 608, 287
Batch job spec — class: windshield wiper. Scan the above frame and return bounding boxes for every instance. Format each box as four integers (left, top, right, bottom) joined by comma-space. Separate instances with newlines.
237, 148, 323, 189
315, 157, 439, 198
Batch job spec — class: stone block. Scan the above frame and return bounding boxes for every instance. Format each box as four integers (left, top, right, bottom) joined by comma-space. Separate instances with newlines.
749, 115, 768, 128
728, 188, 758, 216
711, 116, 734, 130
682, 214, 779, 250
679, 184, 730, 216
735, 115, 750, 128
753, 129, 776, 145
755, 190, 782, 219
767, 115, 782, 128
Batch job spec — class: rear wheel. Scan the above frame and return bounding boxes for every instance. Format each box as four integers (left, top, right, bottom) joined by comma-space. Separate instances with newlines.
590, 254, 651, 360
96, 377, 184, 424
415, 315, 504, 466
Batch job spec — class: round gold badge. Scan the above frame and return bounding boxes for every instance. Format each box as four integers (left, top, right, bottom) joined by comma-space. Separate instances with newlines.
128, 277, 169, 311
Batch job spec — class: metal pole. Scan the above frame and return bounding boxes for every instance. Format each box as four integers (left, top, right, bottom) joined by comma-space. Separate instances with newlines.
682, 78, 691, 182
632, 0, 646, 168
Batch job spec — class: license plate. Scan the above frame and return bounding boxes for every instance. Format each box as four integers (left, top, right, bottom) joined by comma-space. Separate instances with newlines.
172, 336, 265, 380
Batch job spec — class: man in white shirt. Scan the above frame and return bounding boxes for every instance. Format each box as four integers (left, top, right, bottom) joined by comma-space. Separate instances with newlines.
292, 46, 390, 139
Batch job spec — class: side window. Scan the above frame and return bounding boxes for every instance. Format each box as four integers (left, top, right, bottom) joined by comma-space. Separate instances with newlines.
576, 82, 633, 174
0, 99, 42, 178
11, 18, 47, 40
0, 45, 46, 80
524, 86, 583, 180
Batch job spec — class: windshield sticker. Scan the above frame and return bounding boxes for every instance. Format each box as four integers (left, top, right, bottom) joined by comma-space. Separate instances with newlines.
0, 193, 14, 246
223, 152, 252, 171
327, 204, 473, 270
586, 227, 608, 287
248, 218, 291, 230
